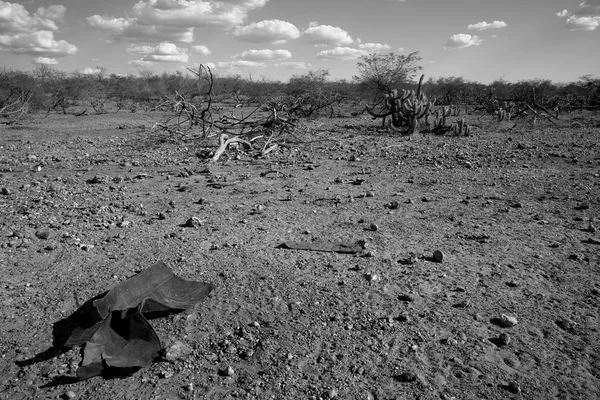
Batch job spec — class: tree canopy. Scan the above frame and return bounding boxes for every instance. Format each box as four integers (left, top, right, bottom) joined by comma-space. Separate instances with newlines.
353, 51, 423, 97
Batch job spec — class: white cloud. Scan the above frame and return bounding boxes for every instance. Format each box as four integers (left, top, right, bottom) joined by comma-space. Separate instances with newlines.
0, 2, 76, 58
557, 0, 600, 30
78, 67, 105, 75
32, 56, 58, 65
235, 48, 291, 61
303, 22, 353, 46
129, 59, 155, 67
358, 42, 391, 52
444, 34, 483, 49
233, 19, 300, 44
467, 20, 507, 30
565, 15, 600, 30
275, 61, 311, 70
128, 41, 189, 63
88, 0, 270, 42
192, 44, 211, 55
87, 16, 194, 43
0, 30, 77, 56
0, 2, 65, 33
316, 46, 368, 60
208, 59, 267, 75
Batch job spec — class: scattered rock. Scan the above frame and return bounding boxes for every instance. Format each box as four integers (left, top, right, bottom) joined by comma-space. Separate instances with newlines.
433, 250, 444, 263
506, 381, 521, 394
326, 388, 338, 398
158, 212, 167, 220
219, 366, 235, 377
185, 217, 203, 228
386, 201, 400, 209
394, 371, 418, 382
164, 340, 193, 361
498, 333, 511, 346
36, 230, 50, 240
1, 187, 11, 195
574, 202, 590, 210
368, 223, 379, 231
498, 314, 518, 327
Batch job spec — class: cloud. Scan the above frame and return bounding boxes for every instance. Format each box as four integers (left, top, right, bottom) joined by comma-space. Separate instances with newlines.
129, 59, 155, 67
0, 2, 65, 33
207, 59, 267, 75
127, 41, 189, 63
316, 46, 368, 60
444, 34, 483, 49
565, 15, 600, 30
0, 2, 76, 58
358, 42, 391, 52
88, 0, 269, 42
0, 30, 77, 56
275, 61, 311, 70
233, 19, 300, 44
235, 48, 291, 61
78, 67, 105, 75
467, 20, 507, 30
87, 15, 194, 43
192, 44, 211, 55
303, 22, 353, 46
557, 0, 600, 30
32, 56, 58, 65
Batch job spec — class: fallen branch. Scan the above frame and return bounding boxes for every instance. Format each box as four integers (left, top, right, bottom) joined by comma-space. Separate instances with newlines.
210, 134, 252, 163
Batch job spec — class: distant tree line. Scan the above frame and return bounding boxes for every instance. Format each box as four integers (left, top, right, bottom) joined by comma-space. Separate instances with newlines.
1, 53, 599, 121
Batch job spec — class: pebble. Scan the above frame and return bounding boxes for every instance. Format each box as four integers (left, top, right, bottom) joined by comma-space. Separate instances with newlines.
395, 371, 418, 382
1, 187, 11, 195
433, 250, 444, 263
36, 230, 50, 240
164, 340, 193, 361
507, 381, 521, 394
368, 223, 379, 232
63, 391, 77, 399
158, 212, 167, 220
386, 201, 400, 209
499, 314, 518, 327
498, 333, 511, 345
366, 191, 375, 197
185, 216, 203, 228
326, 388, 338, 398
365, 273, 380, 282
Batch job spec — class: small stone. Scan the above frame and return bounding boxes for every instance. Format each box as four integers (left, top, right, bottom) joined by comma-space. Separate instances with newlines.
386, 201, 400, 209
164, 340, 193, 361
587, 223, 597, 233
35, 231, 50, 240
499, 314, 518, 327
394, 371, 418, 382
507, 381, 521, 394
63, 391, 77, 399
220, 366, 235, 377
185, 216, 203, 228
158, 212, 167, 220
575, 202, 590, 210
498, 333, 511, 345
326, 388, 338, 398
365, 273, 380, 282
369, 223, 379, 231
398, 294, 415, 302
1, 187, 11, 195
366, 191, 375, 197
433, 250, 444, 263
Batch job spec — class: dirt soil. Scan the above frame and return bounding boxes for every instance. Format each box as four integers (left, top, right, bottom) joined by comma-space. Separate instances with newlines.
1, 111, 599, 400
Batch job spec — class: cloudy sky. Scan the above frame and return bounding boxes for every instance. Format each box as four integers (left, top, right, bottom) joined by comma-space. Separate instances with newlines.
1, 0, 599, 83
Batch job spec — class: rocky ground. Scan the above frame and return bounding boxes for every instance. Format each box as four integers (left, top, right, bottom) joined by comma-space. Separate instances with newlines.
0, 111, 599, 400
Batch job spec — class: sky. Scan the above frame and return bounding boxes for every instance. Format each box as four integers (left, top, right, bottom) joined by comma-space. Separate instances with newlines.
0, 0, 599, 83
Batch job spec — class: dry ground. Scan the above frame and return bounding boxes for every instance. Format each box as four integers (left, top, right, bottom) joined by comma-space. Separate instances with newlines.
0, 110, 599, 400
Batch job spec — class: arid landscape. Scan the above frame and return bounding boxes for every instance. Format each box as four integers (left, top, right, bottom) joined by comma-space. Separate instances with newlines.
1, 108, 599, 400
